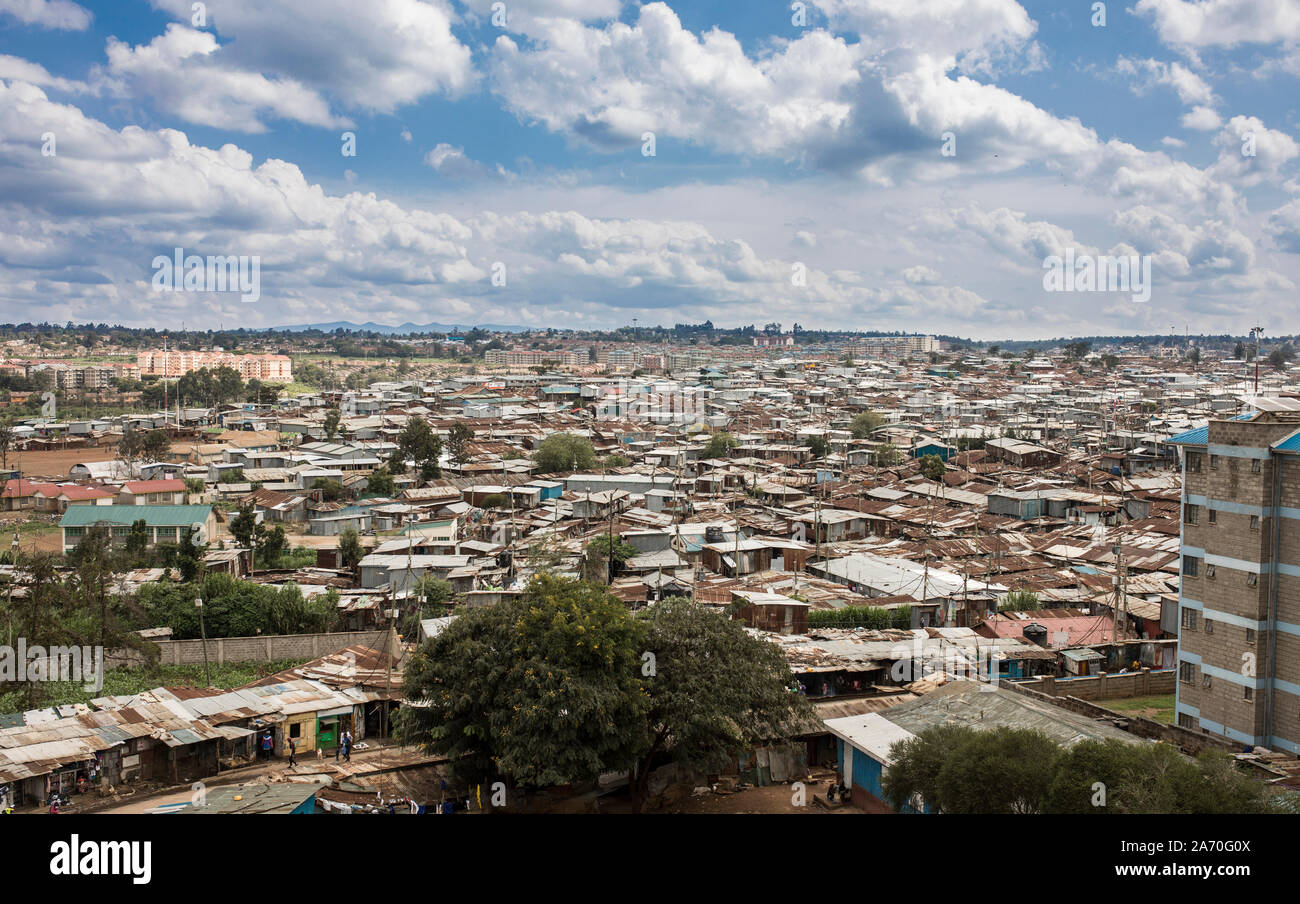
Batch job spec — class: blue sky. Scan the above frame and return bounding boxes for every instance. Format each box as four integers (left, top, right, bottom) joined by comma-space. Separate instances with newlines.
1, 0, 1298, 338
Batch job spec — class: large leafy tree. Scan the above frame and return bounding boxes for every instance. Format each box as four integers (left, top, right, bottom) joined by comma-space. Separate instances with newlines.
531, 433, 597, 473
885, 726, 1277, 814
390, 416, 443, 483
447, 422, 474, 465
396, 574, 649, 787
701, 431, 737, 459
119, 426, 171, 464
632, 598, 810, 805
849, 412, 884, 439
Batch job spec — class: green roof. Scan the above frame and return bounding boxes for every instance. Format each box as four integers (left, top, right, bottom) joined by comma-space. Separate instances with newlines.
60, 504, 213, 528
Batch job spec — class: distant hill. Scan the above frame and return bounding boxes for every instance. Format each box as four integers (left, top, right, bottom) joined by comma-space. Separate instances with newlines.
267, 321, 531, 335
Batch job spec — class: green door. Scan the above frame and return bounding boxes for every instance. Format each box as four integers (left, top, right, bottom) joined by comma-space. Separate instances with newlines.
317, 718, 337, 748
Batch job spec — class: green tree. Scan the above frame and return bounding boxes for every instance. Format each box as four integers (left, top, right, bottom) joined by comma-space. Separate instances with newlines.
632, 598, 810, 806
999, 589, 1040, 611
124, 518, 150, 567
875, 442, 902, 467
701, 431, 737, 460
393, 416, 443, 483
807, 435, 830, 459
532, 433, 598, 473
338, 527, 364, 570
366, 465, 396, 497
119, 426, 171, 464
395, 575, 649, 787
323, 407, 341, 441
447, 422, 474, 465
850, 412, 884, 439
583, 534, 638, 582
229, 503, 257, 550
603, 454, 631, 468
313, 478, 345, 502
919, 453, 946, 482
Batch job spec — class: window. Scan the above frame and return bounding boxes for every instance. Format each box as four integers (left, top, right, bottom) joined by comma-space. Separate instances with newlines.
1210, 454, 1220, 469
1187, 452, 1202, 472
1246, 628, 1257, 645
1178, 713, 1196, 729
1208, 508, 1217, 523
1182, 608, 1199, 630
1250, 514, 1260, 530
289, 723, 302, 738
1183, 555, 1199, 577
1180, 662, 1196, 683
1248, 572, 1258, 587
1184, 504, 1199, 525
1245, 687, 1254, 702
1252, 458, 1261, 473
1205, 618, 1214, 634
1202, 673, 1213, 688
1206, 564, 1216, 579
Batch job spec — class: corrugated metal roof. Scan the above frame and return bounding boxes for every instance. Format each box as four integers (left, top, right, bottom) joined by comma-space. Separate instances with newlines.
60, 503, 214, 527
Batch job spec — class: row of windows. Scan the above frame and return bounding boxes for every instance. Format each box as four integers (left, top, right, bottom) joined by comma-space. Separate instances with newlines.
1183, 504, 1258, 529
1179, 609, 1258, 644
1182, 556, 1259, 586
1186, 452, 1263, 474
64, 526, 182, 540
1178, 663, 1255, 700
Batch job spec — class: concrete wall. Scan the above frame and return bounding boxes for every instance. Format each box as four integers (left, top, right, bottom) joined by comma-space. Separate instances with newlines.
1005, 679, 1240, 757
1013, 668, 1175, 701
108, 629, 392, 668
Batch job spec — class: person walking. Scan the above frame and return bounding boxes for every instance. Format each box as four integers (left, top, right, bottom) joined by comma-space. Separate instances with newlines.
288, 736, 297, 767
343, 730, 352, 763
261, 732, 273, 761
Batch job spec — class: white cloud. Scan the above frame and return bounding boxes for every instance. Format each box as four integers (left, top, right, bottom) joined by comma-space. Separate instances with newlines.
0, 53, 89, 92
1115, 57, 1215, 106
144, 0, 474, 115
0, 0, 90, 30
1136, 0, 1300, 49
103, 25, 351, 133
1181, 105, 1222, 130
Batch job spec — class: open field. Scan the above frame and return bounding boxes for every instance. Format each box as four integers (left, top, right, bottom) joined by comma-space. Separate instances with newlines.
1103, 694, 1176, 724
5, 445, 118, 479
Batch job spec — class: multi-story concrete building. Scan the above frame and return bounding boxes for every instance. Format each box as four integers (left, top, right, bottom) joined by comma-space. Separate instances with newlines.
1170, 403, 1300, 754
136, 351, 292, 382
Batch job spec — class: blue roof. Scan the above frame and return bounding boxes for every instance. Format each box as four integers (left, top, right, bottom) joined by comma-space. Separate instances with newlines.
1166, 425, 1207, 445
1273, 429, 1300, 453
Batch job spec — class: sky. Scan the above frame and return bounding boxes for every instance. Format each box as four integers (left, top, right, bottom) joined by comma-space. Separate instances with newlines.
0, 0, 1298, 339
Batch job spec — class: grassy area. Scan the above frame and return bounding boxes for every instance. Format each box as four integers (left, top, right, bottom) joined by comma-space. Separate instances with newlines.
1103, 694, 1176, 724
1, 658, 311, 712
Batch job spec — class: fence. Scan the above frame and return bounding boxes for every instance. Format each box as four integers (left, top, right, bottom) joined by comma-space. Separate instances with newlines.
108, 629, 394, 668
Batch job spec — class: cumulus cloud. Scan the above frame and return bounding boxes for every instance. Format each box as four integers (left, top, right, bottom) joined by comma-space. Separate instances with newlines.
0, 53, 89, 92
1135, 0, 1300, 49
1115, 57, 1215, 107
0, 0, 90, 30
142, 0, 474, 116
102, 25, 351, 133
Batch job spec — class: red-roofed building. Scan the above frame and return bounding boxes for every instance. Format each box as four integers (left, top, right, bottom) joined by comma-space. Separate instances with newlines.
117, 479, 187, 506
50, 484, 116, 512
976, 609, 1116, 650
1, 479, 61, 512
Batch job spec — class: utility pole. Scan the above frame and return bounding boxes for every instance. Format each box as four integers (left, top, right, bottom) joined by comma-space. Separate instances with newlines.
1253, 325, 1265, 394
195, 596, 211, 688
